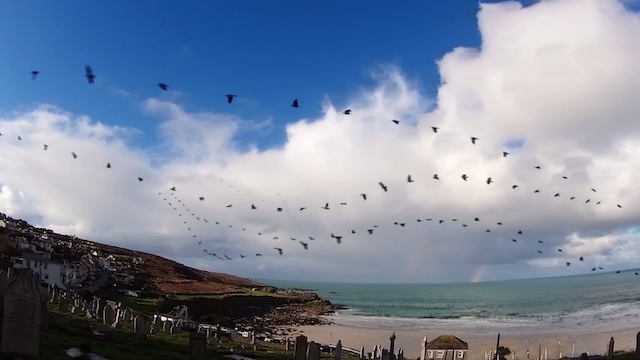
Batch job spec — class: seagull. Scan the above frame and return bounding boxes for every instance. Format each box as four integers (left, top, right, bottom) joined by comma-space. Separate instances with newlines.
106, 162, 111, 169
71, 152, 78, 159
85, 65, 95, 84
486, 177, 493, 185
340, 202, 347, 205
562, 176, 568, 179
226, 204, 232, 208
277, 207, 283, 212
379, 182, 388, 192
558, 249, 563, 252
226, 94, 237, 104
334, 236, 342, 244
461, 174, 468, 181
367, 229, 373, 234
291, 99, 300, 108
470, 137, 478, 145
251, 204, 257, 209
502, 151, 509, 157
512, 239, 517, 242
18, 136, 22, 140
170, 187, 176, 191
360, 194, 367, 201
407, 175, 414, 183
538, 240, 543, 243
43, 144, 48, 151
31, 71, 39, 80
512, 185, 519, 189
138, 177, 144, 182
566, 262, 571, 267
158, 83, 169, 90
534, 189, 541, 193
199, 197, 205, 201
431, 126, 439, 133
391, 119, 400, 125
580, 257, 584, 261
554, 193, 560, 197
433, 174, 439, 180
256, 253, 262, 257
617, 204, 622, 208
299, 241, 309, 249
343, 109, 351, 115
535, 166, 541, 169
322, 203, 329, 210
591, 188, 597, 193
299, 207, 306, 211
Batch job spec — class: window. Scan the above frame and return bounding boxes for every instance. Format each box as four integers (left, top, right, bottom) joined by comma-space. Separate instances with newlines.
44, 274, 49, 280
458, 351, 465, 358
44, 263, 48, 269
428, 351, 434, 358
437, 351, 445, 359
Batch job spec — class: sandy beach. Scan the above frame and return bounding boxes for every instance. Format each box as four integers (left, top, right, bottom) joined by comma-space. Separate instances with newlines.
293, 323, 639, 360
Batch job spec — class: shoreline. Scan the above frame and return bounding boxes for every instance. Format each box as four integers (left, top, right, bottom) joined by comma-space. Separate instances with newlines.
290, 318, 639, 360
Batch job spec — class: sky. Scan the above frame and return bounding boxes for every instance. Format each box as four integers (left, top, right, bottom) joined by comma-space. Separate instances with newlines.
1, 0, 640, 284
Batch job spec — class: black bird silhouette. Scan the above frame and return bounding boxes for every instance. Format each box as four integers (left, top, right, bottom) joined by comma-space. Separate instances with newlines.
470, 137, 478, 145
512, 239, 517, 242
538, 250, 543, 254
85, 65, 95, 84
43, 144, 48, 151
277, 207, 283, 212
431, 126, 439, 133
71, 152, 78, 159
461, 174, 468, 181
299, 207, 306, 211
554, 193, 560, 197
534, 189, 541, 193
517, 230, 523, 234
391, 119, 400, 124
591, 188, 597, 193
379, 182, 388, 192
538, 240, 543, 243
579, 257, 584, 261
170, 187, 176, 191
334, 236, 342, 244
566, 262, 571, 266
486, 177, 493, 185
343, 109, 351, 115
322, 203, 329, 210
474, 217, 480, 221
360, 193, 367, 201
17, 136, 22, 140
256, 253, 262, 257
502, 151, 509, 157
433, 174, 439, 180
562, 176, 568, 179
585, 199, 591, 204
570, 197, 575, 200
106, 162, 111, 169
617, 204, 622, 208
367, 229, 373, 234
199, 197, 205, 201
274, 248, 283, 255
251, 204, 257, 209
158, 83, 169, 90
226, 94, 237, 103
138, 177, 144, 182
291, 99, 300, 108
535, 166, 541, 169
31, 71, 39, 80
226, 204, 232, 208
557, 249, 563, 252
512, 185, 519, 189
616, 270, 620, 273
340, 202, 347, 205
300, 241, 308, 250
407, 175, 414, 183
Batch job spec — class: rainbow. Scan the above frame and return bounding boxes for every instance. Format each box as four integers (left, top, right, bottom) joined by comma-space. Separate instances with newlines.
468, 265, 486, 283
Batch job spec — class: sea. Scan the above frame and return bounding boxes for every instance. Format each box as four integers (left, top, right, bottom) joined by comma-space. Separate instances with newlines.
259, 270, 640, 337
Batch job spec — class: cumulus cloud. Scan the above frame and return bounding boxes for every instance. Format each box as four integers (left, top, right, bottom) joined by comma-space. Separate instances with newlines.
1, 0, 640, 283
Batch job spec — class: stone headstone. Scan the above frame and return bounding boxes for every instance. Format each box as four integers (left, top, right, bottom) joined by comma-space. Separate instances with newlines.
608, 337, 615, 360
251, 331, 256, 345
382, 349, 390, 360
294, 335, 308, 360
170, 323, 180, 334
307, 341, 321, 360
635, 331, 640, 359
398, 348, 404, 360
389, 332, 396, 356
190, 332, 206, 360
102, 304, 115, 325
1, 269, 42, 357
58, 297, 69, 312
360, 346, 365, 359
373, 345, 379, 359
133, 315, 145, 334
150, 318, 162, 334
335, 340, 343, 360
420, 336, 428, 360
286, 337, 291, 351
580, 353, 589, 360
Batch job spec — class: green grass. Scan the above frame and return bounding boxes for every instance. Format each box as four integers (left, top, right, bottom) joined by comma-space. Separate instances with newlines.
118, 296, 161, 315
37, 304, 361, 360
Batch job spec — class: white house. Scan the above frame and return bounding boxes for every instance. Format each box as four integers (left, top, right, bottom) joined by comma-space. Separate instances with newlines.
21, 252, 65, 289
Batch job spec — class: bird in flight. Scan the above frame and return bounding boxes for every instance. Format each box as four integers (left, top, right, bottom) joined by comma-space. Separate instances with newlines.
486, 177, 493, 185
431, 126, 439, 133
391, 119, 400, 125
71, 152, 78, 159
85, 65, 95, 84
343, 109, 351, 115
274, 248, 283, 255
226, 94, 237, 104
31, 71, 39, 80
291, 99, 300, 108
379, 182, 388, 192
322, 203, 329, 210
299, 241, 309, 250
138, 177, 144, 182
407, 175, 414, 183
433, 174, 439, 180
158, 83, 169, 90
199, 197, 205, 201
461, 174, 468, 181
470, 137, 478, 145
43, 144, 48, 151
360, 194, 367, 201
502, 151, 509, 157
106, 162, 111, 169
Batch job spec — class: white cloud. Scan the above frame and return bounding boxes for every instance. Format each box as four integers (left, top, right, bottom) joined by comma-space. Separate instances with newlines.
1, 0, 640, 283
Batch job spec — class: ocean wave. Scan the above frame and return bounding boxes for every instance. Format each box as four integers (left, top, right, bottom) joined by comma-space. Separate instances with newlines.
326, 302, 640, 336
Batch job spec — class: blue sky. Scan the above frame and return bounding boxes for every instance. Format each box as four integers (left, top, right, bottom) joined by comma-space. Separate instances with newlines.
0, 0, 536, 151
1, 0, 639, 283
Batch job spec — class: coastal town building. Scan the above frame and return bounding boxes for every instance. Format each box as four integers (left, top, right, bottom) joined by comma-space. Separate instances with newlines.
426, 335, 469, 360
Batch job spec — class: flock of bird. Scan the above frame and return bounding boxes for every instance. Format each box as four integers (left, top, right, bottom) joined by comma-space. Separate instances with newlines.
0, 66, 631, 276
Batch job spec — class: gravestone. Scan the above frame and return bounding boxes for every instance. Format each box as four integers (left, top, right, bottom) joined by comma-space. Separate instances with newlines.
398, 348, 404, 360
389, 333, 396, 356
334, 340, 343, 360
382, 349, 390, 360
608, 337, 615, 360
636, 331, 640, 359
373, 345, 379, 359
360, 346, 365, 359
150, 318, 162, 334
580, 353, 589, 360
103, 304, 115, 325
286, 338, 291, 351
190, 332, 207, 360
133, 315, 145, 334
251, 331, 256, 345
307, 341, 321, 360
170, 323, 180, 334
58, 297, 69, 312
1, 269, 42, 357
420, 337, 428, 360
294, 335, 308, 360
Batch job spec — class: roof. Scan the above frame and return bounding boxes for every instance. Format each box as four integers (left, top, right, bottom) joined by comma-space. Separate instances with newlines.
426, 335, 469, 350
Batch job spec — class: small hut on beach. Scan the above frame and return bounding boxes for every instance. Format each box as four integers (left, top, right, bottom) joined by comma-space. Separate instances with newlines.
426, 335, 469, 360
